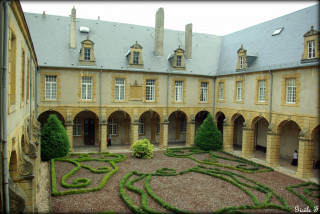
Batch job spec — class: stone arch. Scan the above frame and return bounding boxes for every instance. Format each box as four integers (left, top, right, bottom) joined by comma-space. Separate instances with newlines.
278, 120, 301, 160
215, 111, 226, 139
9, 150, 18, 180
107, 110, 132, 145
168, 110, 188, 144
195, 110, 210, 133
311, 125, 320, 162
251, 116, 269, 154
73, 110, 100, 147
231, 113, 245, 150
139, 110, 161, 143
37, 110, 65, 128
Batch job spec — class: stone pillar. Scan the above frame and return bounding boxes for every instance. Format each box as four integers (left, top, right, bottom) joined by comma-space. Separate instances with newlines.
186, 119, 195, 147
296, 138, 314, 178
159, 118, 169, 149
130, 116, 139, 149
241, 128, 255, 159
223, 122, 234, 152
65, 124, 74, 152
100, 116, 108, 152
266, 131, 280, 167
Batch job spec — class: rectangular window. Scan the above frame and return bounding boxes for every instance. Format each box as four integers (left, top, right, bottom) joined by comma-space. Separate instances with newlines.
286, 78, 296, 104
200, 82, 208, 102
219, 82, 224, 100
258, 80, 266, 102
139, 118, 144, 135
81, 77, 92, 100
236, 81, 242, 101
45, 75, 57, 100
175, 81, 183, 102
240, 56, 244, 69
73, 119, 81, 136
176, 55, 182, 67
108, 119, 117, 135
146, 79, 155, 101
115, 78, 125, 101
9, 30, 17, 106
133, 52, 139, 64
308, 41, 315, 59
84, 48, 91, 60
181, 117, 186, 133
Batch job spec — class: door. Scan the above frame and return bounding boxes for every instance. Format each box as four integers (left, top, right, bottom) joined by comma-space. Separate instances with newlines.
84, 119, 95, 145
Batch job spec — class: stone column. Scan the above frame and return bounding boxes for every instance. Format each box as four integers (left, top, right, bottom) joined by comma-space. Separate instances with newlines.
296, 138, 314, 178
100, 116, 108, 152
159, 118, 169, 149
65, 124, 74, 152
241, 127, 255, 159
266, 131, 280, 167
186, 119, 195, 147
223, 122, 234, 152
130, 116, 139, 149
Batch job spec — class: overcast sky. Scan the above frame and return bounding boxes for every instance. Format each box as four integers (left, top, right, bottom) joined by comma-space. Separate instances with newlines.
20, 1, 318, 36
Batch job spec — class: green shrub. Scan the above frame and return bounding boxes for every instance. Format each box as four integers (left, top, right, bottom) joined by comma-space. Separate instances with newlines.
41, 114, 70, 161
132, 139, 154, 159
195, 113, 222, 151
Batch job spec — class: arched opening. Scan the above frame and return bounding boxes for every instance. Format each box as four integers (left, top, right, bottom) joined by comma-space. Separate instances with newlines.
139, 110, 160, 144
168, 111, 187, 145
38, 110, 65, 128
73, 110, 99, 147
107, 111, 131, 146
311, 126, 320, 177
252, 117, 269, 161
233, 114, 245, 151
279, 120, 300, 170
195, 110, 209, 134
9, 151, 18, 180
216, 112, 225, 140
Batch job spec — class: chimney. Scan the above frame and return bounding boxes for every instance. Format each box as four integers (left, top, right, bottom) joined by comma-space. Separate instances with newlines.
185, 23, 192, 59
154, 8, 164, 56
42, 11, 46, 18
70, 6, 76, 49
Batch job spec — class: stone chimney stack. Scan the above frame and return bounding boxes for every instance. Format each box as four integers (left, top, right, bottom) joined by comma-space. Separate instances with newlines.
185, 23, 192, 59
155, 8, 164, 56
70, 6, 76, 49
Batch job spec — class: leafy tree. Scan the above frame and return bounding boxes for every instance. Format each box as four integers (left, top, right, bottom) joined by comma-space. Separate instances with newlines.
195, 113, 222, 151
41, 114, 70, 161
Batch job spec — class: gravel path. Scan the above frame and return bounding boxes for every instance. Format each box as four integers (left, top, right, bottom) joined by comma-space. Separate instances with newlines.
43, 150, 319, 213
38, 161, 50, 213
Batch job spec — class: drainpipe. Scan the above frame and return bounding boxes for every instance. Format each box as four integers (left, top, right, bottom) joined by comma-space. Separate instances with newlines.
212, 76, 216, 116
99, 69, 102, 148
35, 66, 38, 117
166, 73, 170, 118
2, 0, 10, 213
268, 70, 273, 124
29, 53, 32, 143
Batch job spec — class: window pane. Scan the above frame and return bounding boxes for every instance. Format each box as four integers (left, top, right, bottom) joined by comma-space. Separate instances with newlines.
200, 82, 208, 102
175, 81, 183, 102
82, 77, 92, 100
139, 118, 144, 134
286, 78, 296, 103
146, 79, 155, 101
219, 82, 224, 100
177, 55, 182, 66
236, 81, 242, 101
133, 52, 139, 64
84, 48, 90, 60
258, 80, 266, 102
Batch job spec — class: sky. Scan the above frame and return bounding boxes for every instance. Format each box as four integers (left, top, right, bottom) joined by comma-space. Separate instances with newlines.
20, 1, 318, 36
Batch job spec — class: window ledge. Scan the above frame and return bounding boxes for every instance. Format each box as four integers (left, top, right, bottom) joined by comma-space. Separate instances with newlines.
282, 103, 299, 107
301, 58, 320, 63
255, 102, 268, 105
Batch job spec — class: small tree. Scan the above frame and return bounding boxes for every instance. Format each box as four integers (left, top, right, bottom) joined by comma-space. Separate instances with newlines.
195, 113, 222, 151
41, 114, 70, 161
132, 139, 154, 159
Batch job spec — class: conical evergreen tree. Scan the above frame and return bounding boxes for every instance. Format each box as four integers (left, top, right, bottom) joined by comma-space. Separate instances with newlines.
41, 114, 70, 161
195, 113, 222, 151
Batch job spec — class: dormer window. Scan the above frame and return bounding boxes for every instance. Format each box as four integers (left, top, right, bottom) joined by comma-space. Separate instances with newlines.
168, 46, 186, 70
127, 41, 144, 68
236, 45, 247, 70
301, 26, 319, 62
79, 36, 96, 65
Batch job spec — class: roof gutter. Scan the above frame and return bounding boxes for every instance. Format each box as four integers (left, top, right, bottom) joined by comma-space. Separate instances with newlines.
2, 0, 10, 212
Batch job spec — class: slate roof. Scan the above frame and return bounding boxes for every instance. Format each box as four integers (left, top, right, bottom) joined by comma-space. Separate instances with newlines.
24, 4, 319, 77
24, 12, 222, 76
217, 4, 319, 76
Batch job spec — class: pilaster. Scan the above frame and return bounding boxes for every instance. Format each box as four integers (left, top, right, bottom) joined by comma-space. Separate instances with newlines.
159, 120, 169, 149
242, 128, 255, 159
185, 120, 195, 147
223, 123, 234, 152
100, 115, 108, 152
65, 124, 74, 152
130, 116, 139, 149
266, 131, 280, 167
296, 138, 314, 178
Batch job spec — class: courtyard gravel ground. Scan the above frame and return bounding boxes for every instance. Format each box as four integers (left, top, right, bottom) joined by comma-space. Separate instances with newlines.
40, 150, 319, 213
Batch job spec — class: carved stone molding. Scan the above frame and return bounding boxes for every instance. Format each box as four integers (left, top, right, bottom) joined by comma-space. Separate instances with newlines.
9, 178, 27, 214
18, 150, 34, 178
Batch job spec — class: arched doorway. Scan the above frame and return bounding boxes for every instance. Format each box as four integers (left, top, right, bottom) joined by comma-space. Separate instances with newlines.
252, 117, 269, 161
279, 120, 300, 169
216, 112, 225, 140
38, 110, 65, 128
168, 111, 187, 144
107, 110, 131, 145
233, 114, 245, 150
195, 110, 209, 134
139, 110, 160, 143
311, 126, 320, 172
73, 110, 99, 147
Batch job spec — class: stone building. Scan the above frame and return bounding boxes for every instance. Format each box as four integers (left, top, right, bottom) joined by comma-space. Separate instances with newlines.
1, 1, 41, 213
23, 4, 319, 180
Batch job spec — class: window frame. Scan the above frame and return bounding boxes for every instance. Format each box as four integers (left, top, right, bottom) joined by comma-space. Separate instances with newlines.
115, 78, 125, 101
81, 76, 92, 100
286, 78, 296, 104
133, 51, 139, 64
218, 82, 224, 100
175, 80, 183, 102
308, 41, 315, 59
84, 47, 91, 60
138, 118, 144, 135
108, 118, 117, 136
146, 79, 155, 101
200, 82, 208, 102
176, 55, 182, 67
45, 75, 57, 100
73, 119, 81, 136
236, 81, 243, 101
258, 80, 266, 102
